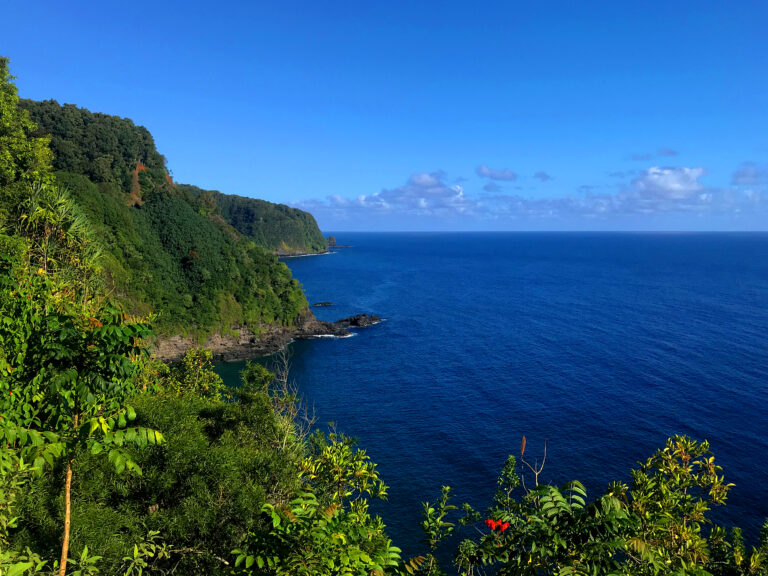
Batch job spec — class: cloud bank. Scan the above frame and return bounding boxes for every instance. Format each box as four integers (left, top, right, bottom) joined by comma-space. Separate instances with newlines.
292, 165, 766, 230
295, 171, 472, 221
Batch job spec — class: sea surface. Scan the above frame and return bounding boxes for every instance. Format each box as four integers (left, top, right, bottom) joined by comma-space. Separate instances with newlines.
216, 232, 768, 558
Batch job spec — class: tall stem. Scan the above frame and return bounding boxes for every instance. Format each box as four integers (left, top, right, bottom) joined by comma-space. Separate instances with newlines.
59, 462, 73, 576
59, 414, 78, 576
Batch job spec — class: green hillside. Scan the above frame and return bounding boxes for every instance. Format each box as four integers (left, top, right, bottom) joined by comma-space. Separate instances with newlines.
20, 99, 326, 254
19, 99, 165, 190
17, 99, 317, 336
182, 186, 328, 254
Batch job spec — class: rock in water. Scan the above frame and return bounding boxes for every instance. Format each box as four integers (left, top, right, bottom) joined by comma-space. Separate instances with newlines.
334, 314, 382, 328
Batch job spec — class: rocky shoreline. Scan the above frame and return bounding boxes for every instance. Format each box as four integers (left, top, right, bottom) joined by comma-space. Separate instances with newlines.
153, 312, 381, 363
276, 249, 335, 259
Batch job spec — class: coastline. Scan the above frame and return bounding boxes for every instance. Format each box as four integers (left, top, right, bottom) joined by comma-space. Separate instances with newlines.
153, 312, 379, 363
154, 241, 364, 362
277, 250, 335, 259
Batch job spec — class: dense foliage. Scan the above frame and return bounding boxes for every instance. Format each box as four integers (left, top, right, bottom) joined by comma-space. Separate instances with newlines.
55, 170, 308, 336
0, 64, 52, 191
410, 437, 768, 576
182, 186, 328, 254
14, 362, 298, 574
1, 56, 163, 574
19, 99, 164, 192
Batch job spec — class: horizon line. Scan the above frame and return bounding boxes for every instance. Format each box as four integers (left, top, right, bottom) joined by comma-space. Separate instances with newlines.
322, 229, 768, 234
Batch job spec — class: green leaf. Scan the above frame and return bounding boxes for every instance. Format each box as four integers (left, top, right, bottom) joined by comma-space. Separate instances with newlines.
6, 562, 34, 576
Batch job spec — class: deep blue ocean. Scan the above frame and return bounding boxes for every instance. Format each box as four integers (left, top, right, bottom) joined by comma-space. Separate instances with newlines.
216, 232, 768, 557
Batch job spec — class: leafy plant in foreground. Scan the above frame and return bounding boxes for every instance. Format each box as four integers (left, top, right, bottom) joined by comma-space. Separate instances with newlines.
233, 431, 401, 576
415, 435, 764, 576
0, 139, 163, 575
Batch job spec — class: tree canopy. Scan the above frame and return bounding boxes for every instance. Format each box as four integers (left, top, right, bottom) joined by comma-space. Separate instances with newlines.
0, 58, 53, 192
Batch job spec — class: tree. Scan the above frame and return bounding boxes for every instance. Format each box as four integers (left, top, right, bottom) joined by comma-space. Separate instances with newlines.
623, 436, 734, 574
0, 205, 162, 575
0, 57, 53, 191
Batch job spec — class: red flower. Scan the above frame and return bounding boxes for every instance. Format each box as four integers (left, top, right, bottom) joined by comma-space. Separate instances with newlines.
486, 518, 507, 531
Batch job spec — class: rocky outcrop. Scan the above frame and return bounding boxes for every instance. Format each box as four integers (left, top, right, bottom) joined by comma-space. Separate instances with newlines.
153, 312, 382, 363
293, 312, 381, 337
153, 325, 295, 363
334, 313, 382, 328
294, 319, 350, 338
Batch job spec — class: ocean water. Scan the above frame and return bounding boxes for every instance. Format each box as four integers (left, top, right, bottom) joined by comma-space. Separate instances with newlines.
216, 232, 768, 557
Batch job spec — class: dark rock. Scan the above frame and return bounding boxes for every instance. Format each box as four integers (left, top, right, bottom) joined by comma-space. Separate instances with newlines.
313, 301, 332, 307
294, 319, 349, 338
334, 313, 382, 328
153, 310, 381, 362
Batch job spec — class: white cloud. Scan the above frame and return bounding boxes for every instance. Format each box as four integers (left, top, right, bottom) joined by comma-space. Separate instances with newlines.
409, 172, 441, 187
345, 172, 470, 216
631, 166, 705, 200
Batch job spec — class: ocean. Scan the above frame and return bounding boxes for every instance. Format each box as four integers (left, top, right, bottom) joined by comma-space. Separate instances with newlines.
215, 232, 768, 558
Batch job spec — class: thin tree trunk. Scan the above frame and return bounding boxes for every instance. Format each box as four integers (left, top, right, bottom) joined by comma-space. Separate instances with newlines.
59, 461, 73, 576
59, 414, 77, 576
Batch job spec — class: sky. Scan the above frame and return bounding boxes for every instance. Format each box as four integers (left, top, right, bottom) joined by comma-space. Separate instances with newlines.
3, 0, 767, 231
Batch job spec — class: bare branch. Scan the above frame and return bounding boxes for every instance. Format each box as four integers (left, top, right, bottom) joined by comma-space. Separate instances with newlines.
520, 439, 547, 487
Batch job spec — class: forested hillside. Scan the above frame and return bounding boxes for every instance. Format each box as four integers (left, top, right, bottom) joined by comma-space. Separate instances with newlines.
16, 99, 326, 336
183, 186, 328, 254
19, 99, 165, 190
20, 99, 327, 254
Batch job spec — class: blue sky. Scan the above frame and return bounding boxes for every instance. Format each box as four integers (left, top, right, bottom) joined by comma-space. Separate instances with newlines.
3, 1, 767, 231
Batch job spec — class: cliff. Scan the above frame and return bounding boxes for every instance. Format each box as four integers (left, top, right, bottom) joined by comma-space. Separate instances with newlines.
18, 99, 324, 340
